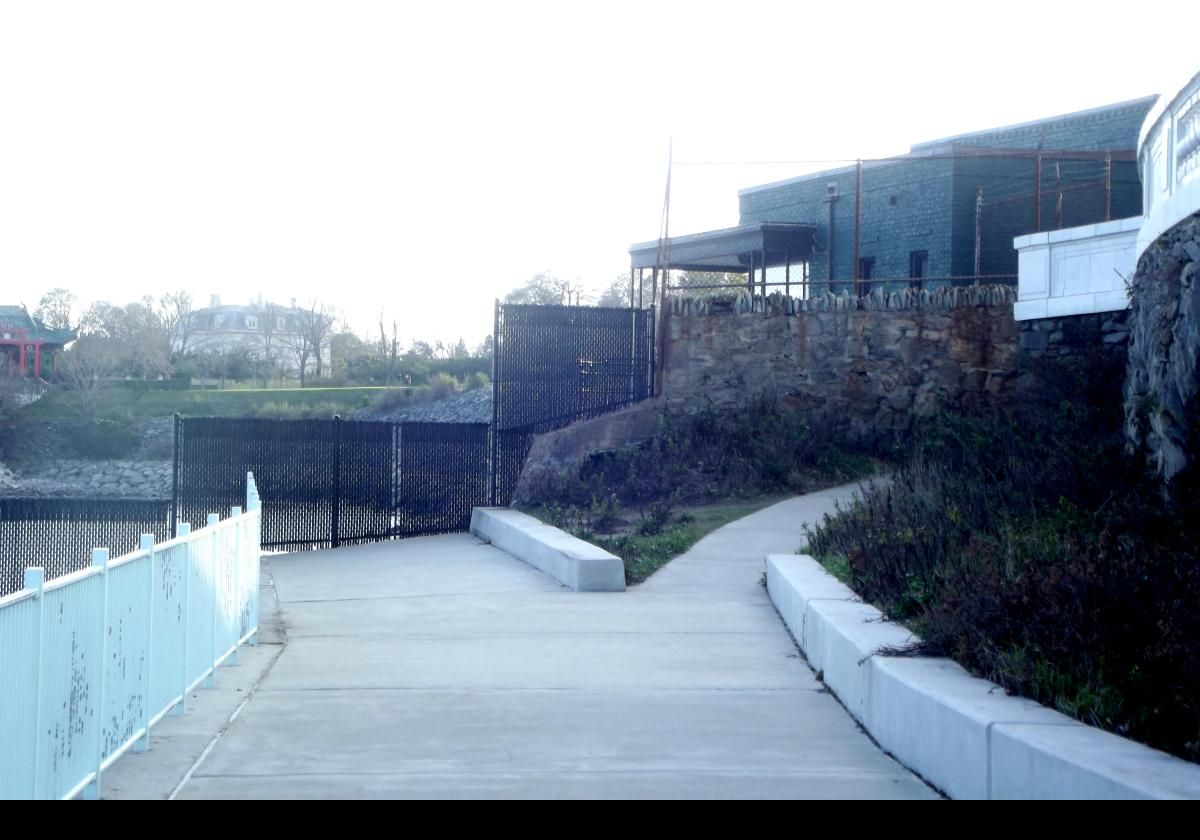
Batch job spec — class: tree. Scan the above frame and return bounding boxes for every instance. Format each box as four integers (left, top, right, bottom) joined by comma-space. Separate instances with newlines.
378, 312, 401, 385
255, 301, 281, 386
504, 272, 588, 306
33, 288, 77, 330
79, 298, 172, 380
596, 274, 633, 308
287, 301, 336, 385
57, 337, 122, 422
674, 271, 746, 296
158, 290, 199, 358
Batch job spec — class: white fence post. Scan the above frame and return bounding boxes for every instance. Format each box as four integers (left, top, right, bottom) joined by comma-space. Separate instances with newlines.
3, 484, 268, 799
246, 473, 261, 646
229, 506, 242, 663
175, 522, 191, 717
26, 567, 46, 801
205, 512, 219, 689
84, 547, 110, 801
137, 534, 155, 753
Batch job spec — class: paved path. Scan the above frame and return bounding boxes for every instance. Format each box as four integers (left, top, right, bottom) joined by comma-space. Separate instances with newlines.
106, 483, 935, 799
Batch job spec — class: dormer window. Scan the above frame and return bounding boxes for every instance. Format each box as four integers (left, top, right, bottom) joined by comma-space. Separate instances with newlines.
277, 317, 286, 331
246, 316, 258, 330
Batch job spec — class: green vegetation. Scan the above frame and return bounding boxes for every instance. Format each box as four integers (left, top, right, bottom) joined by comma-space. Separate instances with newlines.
69, 419, 141, 459
525, 496, 789, 585
522, 396, 879, 508
21, 385, 412, 421
520, 397, 879, 585
804, 352, 1200, 763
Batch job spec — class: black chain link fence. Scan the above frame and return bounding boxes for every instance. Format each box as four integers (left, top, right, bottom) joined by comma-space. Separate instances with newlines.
0, 498, 174, 597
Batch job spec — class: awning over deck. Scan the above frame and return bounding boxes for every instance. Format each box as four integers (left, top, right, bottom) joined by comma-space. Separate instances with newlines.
629, 222, 817, 272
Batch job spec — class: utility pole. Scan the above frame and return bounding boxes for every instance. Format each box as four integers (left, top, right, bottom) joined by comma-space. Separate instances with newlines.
974, 187, 984, 280
853, 158, 862, 298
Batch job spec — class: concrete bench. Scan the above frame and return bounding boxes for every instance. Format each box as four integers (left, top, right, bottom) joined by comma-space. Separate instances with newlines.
470, 508, 626, 592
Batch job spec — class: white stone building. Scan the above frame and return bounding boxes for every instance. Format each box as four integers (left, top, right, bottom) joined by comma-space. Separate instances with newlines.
177, 296, 332, 379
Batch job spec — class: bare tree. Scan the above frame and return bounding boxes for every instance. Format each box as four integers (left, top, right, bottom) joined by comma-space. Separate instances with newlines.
288, 301, 336, 385
378, 311, 400, 386
504, 272, 589, 306
255, 301, 280, 386
79, 298, 172, 380
33, 288, 77, 330
57, 337, 121, 422
158, 290, 199, 357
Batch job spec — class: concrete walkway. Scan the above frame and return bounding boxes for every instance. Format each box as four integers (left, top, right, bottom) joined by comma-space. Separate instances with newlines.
105, 483, 936, 800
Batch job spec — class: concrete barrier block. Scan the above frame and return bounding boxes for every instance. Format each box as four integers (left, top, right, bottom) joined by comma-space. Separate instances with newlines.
990, 721, 1200, 800
470, 508, 625, 592
765, 555, 858, 650
867, 657, 1072, 800
766, 545, 1200, 799
805, 599, 915, 724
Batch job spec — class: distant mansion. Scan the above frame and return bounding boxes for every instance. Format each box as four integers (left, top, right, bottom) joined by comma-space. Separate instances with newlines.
180, 296, 331, 376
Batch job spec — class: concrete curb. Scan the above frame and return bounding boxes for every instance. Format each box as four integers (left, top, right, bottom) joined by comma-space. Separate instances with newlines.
471, 508, 625, 592
767, 553, 1200, 800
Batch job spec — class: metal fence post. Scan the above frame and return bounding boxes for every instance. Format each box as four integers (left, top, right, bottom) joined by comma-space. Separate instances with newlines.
332, 415, 342, 548
26, 567, 46, 800
137, 534, 155, 753
491, 299, 500, 507
84, 547, 110, 800
171, 413, 181, 539
174, 523, 191, 716
205, 513, 219, 689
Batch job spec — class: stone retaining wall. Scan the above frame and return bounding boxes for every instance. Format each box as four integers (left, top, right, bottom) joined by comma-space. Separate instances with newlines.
1124, 211, 1200, 483
662, 286, 1023, 439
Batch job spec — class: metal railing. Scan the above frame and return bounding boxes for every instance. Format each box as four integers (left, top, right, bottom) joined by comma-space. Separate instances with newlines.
1139, 68, 1200, 256
0, 474, 262, 800
667, 273, 1018, 296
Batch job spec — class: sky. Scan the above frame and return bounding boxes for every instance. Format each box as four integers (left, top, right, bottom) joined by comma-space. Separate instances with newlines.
0, 1, 1194, 345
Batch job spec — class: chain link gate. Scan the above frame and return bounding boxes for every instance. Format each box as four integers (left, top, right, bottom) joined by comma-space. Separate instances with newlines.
491, 303, 655, 506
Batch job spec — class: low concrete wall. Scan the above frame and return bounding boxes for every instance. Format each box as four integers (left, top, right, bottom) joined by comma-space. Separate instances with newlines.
767, 553, 1200, 799
470, 508, 625, 592
1013, 217, 1139, 322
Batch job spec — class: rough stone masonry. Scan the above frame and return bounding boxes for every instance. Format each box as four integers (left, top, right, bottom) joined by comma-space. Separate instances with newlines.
514, 284, 1131, 497
1124, 211, 1200, 484
661, 284, 1128, 441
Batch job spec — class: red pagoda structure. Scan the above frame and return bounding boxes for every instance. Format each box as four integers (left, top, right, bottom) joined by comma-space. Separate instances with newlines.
0, 305, 76, 378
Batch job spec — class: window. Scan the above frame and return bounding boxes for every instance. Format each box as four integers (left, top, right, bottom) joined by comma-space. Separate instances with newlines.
858, 257, 875, 296
909, 250, 928, 290
277, 317, 286, 331
245, 316, 258, 330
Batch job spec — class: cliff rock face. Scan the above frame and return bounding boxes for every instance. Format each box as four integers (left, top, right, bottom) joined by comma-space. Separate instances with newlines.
1124, 213, 1200, 483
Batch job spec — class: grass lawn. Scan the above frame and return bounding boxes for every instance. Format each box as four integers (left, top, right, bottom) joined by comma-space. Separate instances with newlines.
521, 494, 792, 585
21, 385, 413, 421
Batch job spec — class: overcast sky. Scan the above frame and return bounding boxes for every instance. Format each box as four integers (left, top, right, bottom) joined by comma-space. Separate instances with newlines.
1, 1, 1193, 344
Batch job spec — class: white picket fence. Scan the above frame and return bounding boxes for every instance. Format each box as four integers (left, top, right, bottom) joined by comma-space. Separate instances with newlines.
0, 474, 262, 800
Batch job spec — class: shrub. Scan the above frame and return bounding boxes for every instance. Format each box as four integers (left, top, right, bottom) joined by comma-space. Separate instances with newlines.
526, 395, 877, 508
368, 388, 417, 415
804, 354, 1200, 762
465, 372, 490, 391
70, 419, 140, 459
428, 372, 461, 401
